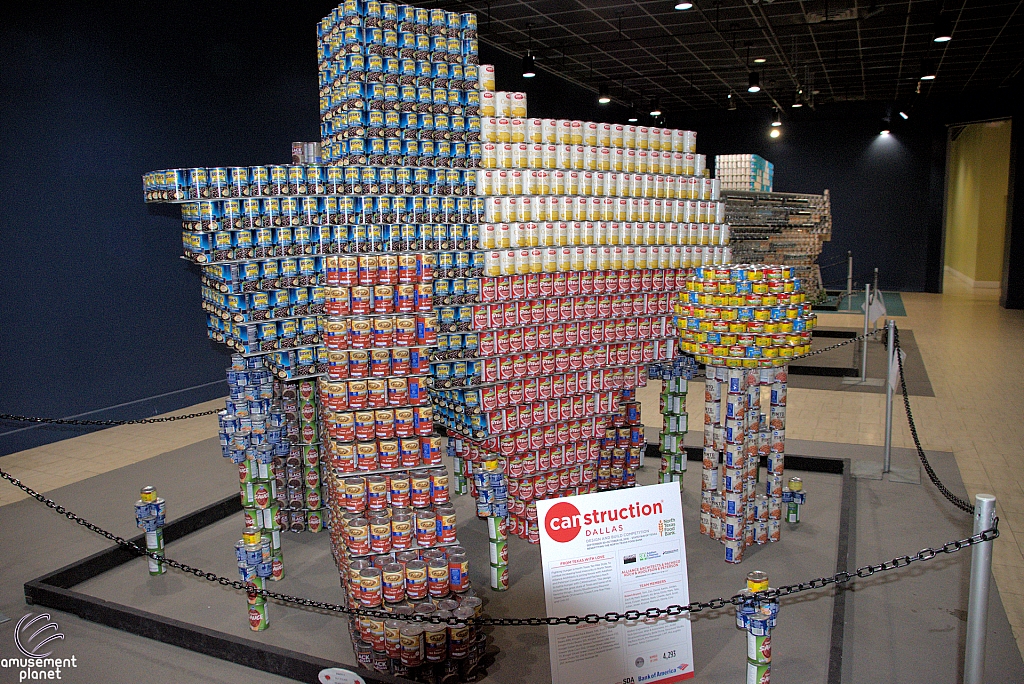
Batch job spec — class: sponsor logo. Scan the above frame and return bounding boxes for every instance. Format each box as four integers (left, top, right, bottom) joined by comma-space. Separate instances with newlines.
544, 499, 665, 543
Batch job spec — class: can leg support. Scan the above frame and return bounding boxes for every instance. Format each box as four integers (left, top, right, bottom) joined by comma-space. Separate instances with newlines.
964, 494, 996, 684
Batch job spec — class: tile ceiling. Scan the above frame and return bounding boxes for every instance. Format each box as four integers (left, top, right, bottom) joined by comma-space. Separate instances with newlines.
441, 0, 1024, 112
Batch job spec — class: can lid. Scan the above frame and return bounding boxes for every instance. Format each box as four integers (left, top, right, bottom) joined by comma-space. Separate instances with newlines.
140, 486, 157, 502
746, 570, 770, 592
788, 476, 803, 491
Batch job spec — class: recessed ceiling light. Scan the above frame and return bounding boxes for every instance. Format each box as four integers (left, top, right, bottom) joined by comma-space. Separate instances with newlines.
753, 57, 767, 64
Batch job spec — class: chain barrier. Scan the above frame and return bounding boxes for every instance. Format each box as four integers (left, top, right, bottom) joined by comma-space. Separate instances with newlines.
892, 326, 975, 515
0, 333, 882, 427
0, 465, 997, 626
0, 410, 221, 427
0, 323, 982, 622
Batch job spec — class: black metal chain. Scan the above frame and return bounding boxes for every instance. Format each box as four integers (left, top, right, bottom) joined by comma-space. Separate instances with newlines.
789, 328, 884, 362
892, 326, 975, 515
2, 332, 881, 427
0, 465, 997, 626
0, 410, 221, 427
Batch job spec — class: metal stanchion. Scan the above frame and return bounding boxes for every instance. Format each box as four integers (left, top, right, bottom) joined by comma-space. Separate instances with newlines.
845, 252, 853, 310
860, 283, 870, 380
883, 320, 894, 473
964, 494, 996, 684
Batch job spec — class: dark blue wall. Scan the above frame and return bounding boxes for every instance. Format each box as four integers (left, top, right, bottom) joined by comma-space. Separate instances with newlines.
0, 1, 330, 455
677, 104, 948, 293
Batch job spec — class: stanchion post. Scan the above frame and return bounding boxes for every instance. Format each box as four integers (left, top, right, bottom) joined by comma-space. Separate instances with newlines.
964, 493, 996, 684
860, 284, 870, 380
846, 251, 853, 310
873, 268, 879, 305
883, 320, 894, 473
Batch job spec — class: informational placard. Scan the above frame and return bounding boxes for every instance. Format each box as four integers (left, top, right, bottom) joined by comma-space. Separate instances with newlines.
537, 482, 694, 684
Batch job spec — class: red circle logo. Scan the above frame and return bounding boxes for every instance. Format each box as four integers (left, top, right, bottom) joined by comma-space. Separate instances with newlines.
545, 501, 582, 543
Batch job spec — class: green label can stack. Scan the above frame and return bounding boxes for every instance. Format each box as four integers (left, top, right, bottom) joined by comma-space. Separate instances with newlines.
659, 376, 689, 487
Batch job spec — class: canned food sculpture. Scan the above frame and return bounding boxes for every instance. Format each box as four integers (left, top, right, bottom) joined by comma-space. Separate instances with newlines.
676, 264, 815, 563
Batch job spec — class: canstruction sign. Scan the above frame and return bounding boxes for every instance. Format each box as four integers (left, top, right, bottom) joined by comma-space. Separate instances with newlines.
537, 483, 694, 684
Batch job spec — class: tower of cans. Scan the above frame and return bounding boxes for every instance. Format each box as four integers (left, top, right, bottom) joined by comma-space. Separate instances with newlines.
134, 486, 167, 576
315, 4, 490, 680
675, 264, 815, 563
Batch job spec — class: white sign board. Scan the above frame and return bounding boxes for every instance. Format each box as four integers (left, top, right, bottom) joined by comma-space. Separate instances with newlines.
537, 482, 694, 684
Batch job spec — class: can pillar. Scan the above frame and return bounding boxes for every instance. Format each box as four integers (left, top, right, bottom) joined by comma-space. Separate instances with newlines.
964, 494, 996, 684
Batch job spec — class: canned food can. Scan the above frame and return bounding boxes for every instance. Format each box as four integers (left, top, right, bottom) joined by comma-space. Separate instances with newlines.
248, 602, 269, 631
489, 563, 509, 591
746, 660, 770, 684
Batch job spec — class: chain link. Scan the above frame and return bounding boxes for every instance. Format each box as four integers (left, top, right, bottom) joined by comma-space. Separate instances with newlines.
0, 410, 221, 427
891, 326, 975, 515
1, 465, 997, 626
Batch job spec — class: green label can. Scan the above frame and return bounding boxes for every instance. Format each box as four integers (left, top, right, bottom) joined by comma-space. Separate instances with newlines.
489, 563, 508, 591
248, 603, 269, 631
786, 501, 800, 524
486, 516, 507, 542
747, 632, 771, 664
746, 660, 770, 683
488, 540, 508, 565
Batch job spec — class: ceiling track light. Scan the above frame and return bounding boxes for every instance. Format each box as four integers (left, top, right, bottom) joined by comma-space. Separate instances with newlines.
727, 93, 737, 111
627, 103, 639, 122
649, 97, 662, 117
933, 15, 953, 43
769, 128, 780, 139
771, 107, 782, 127
919, 59, 937, 81
522, 53, 535, 78
791, 88, 803, 108
598, 84, 611, 104
748, 71, 761, 93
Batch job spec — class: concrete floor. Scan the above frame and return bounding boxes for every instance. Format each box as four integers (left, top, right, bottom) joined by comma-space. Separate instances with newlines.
2, 434, 1022, 683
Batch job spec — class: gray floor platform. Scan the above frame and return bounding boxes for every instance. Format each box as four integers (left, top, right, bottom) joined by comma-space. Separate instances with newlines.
2, 436, 1022, 683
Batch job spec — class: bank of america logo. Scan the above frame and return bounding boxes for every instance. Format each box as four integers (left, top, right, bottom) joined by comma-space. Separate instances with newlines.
15, 613, 64, 657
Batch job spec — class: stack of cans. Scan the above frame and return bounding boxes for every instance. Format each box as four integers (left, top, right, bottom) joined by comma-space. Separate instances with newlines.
447, 438, 469, 495
277, 378, 328, 532
134, 486, 166, 576
735, 571, 778, 683
782, 476, 806, 524
658, 376, 688, 487
348, 585, 487, 681
487, 516, 509, 591
236, 525, 275, 631
674, 265, 811, 563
